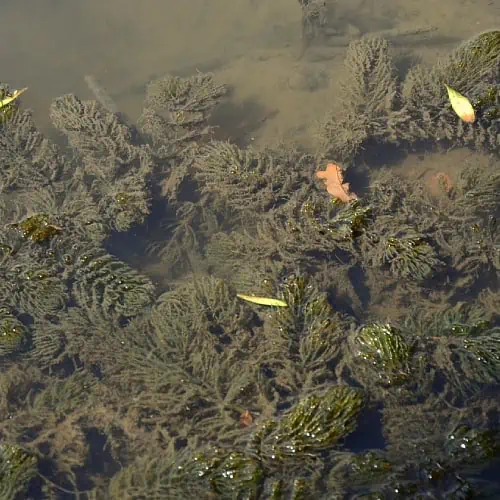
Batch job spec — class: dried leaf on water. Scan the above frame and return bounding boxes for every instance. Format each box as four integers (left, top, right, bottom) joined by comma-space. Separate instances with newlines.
240, 409, 254, 427
0, 87, 28, 110
236, 294, 288, 307
444, 84, 475, 123
316, 162, 358, 202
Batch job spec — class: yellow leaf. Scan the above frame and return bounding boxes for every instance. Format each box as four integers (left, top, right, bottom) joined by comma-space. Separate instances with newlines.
0, 87, 28, 110
236, 293, 288, 307
444, 84, 475, 123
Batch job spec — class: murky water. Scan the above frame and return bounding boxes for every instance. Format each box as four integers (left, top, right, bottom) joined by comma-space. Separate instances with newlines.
1, 0, 500, 498
3, 0, 499, 147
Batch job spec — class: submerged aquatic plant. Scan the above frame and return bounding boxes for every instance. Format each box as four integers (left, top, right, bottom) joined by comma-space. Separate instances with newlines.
0, 443, 37, 500
266, 385, 365, 459
380, 230, 443, 281
318, 36, 401, 164
193, 142, 313, 214
401, 29, 500, 150
256, 191, 371, 269
139, 72, 226, 159
446, 424, 500, 464
401, 304, 500, 397
69, 246, 155, 318
0, 307, 29, 359
182, 449, 264, 498
257, 274, 345, 395
7, 213, 62, 243
352, 323, 413, 386
0, 261, 68, 319
320, 30, 500, 163
1, 29, 500, 499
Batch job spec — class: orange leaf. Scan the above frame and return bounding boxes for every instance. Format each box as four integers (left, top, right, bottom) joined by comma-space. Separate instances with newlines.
316, 163, 358, 202
239, 409, 253, 427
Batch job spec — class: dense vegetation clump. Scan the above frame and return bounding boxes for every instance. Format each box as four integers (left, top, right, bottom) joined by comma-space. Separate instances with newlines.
0, 28, 499, 499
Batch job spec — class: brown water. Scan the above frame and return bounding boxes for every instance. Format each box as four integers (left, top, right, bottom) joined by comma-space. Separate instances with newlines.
2, 2, 500, 497
2, 0, 500, 149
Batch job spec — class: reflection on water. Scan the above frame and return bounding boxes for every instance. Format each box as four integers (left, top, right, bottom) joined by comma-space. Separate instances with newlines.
0, 0, 500, 498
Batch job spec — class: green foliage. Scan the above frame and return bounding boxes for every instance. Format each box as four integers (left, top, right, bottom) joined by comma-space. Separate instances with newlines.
350, 451, 393, 479
0, 262, 68, 319
273, 386, 363, 456
144, 72, 227, 118
447, 424, 500, 463
50, 94, 136, 165
381, 231, 442, 280
318, 36, 402, 164
30, 304, 124, 371
320, 30, 500, 160
193, 143, 313, 214
353, 323, 413, 386
402, 304, 500, 396
292, 197, 371, 244
7, 213, 62, 243
108, 446, 264, 500
453, 163, 500, 217
194, 140, 271, 210
69, 247, 155, 318
460, 332, 500, 381
0, 307, 29, 359
404, 304, 491, 339
337, 398, 499, 498
2, 34, 500, 499
0, 443, 37, 500
96, 277, 260, 442
255, 386, 364, 465
49, 94, 154, 232
473, 84, 500, 120
401, 30, 500, 150
138, 72, 226, 161
110, 385, 363, 499
183, 449, 264, 499
259, 274, 344, 394
0, 107, 65, 195
346, 461, 476, 498
204, 230, 276, 291
96, 147, 153, 231
255, 192, 371, 270
443, 30, 500, 92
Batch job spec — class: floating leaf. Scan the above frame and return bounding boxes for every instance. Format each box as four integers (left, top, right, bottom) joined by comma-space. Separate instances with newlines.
240, 409, 254, 427
316, 162, 358, 202
236, 294, 288, 307
444, 84, 475, 123
0, 87, 28, 110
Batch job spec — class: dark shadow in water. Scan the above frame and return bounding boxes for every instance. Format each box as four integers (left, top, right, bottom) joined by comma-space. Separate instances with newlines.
357, 140, 409, 170
393, 52, 422, 80
348, 265, 371, 310
107, 198, 170, 258
344, 405, 385, 452
344, 163, 371, 200
85, 428, 121, 477
209, 95, 279, 148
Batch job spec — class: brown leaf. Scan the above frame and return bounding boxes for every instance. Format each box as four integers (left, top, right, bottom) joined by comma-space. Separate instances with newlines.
239, 409, 253, 427
316, 162, 358, 202
427, 171, 453, 196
